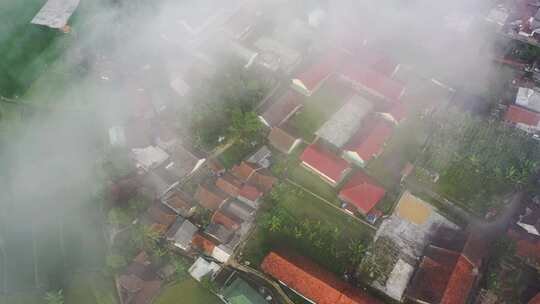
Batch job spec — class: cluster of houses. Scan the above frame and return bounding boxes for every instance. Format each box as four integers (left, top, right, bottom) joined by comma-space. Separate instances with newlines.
257, 41, 406, 219
504, 83, 540, 135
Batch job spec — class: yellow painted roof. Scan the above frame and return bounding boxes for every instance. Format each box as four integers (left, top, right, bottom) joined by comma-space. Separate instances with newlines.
395, 191, 432, 225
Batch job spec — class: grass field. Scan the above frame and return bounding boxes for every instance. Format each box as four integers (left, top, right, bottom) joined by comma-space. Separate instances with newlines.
64, 272, 118, 304
288, 164, 341, 206
288, 78, 354, 142
154, 279, 222, 304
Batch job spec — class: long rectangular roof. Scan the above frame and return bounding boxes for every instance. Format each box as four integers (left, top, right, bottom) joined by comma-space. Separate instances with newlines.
315, 95, 372, 148
31, 0, 80, 29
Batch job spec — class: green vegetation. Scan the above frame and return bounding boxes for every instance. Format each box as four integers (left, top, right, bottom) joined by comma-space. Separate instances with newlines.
242, 183, 374, 274
63, 273, 118, 304
288, 79, 353, 142
288, 164, 341, 206
421, 107, 540, 214
154, 279, 222, 304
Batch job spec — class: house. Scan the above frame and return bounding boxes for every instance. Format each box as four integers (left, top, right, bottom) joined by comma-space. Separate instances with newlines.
195, 183, 229, 211
315, 95, 373, 148
207, 159, 226, 176
406, 230, 487, 304
140, 203, 177, 235
237, 183, 262, 209
504, 104, 540, 133
166, 218, 198, 251
231, 161, 277, 192
31, 0, 80, 29
340, 64, 406, 103
299, 144, 350, 186
345, 47, 401, 77
508, 204, 540, 268
222, 277, 268, 304
204, 223, 234, 244
161, 190, 197, 217
291, 53, 342, 96
246, 146, 272, 168
254, 36, 301, 73
343, 115, 394, 167
155, 143, 206, 184
261, 251, 381, 304
516, 87, 540, 113
212, 210, 243, 231
221, 200, 255, 221
212, 244, 233, 263
216, 173, 244, 197
268, 126, 302, 154
189, 257, 221, 282
130, 146, 169, 171
259, 90, 303, 127
338, 170, 385, 215
192, 233, 218, 255
118, 252, 162, 304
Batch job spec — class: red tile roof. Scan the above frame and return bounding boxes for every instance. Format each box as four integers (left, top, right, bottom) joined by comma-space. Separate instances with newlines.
215, 173, 243, 197
261, 251, 381, 304
231, 161, 257, 182
251, 172, 277, 193
191, 233, 216, 254
386, 102, 407, 123
212, 210, 242, 231
351, 48, 399, 77
505, 104, 540, 126
508, 228, 540, 265
261, 90, 303, 127
238, 184, 262, 202
294, 53, 342, 92
300, 144, 349, 184
529, 293, 540, 304
195, 184, 228, 210
346, 116, 394, 163
407, 246, 476, 304
341, 65, 405, 102
268, 127, 299, 154
339, 171, 385, 214
440, 255, 475, 304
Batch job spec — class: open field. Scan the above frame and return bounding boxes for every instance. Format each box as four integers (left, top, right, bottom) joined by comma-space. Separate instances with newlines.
154, 279, 222, 304
64, 272, 118, 304
288, 164, 341, 206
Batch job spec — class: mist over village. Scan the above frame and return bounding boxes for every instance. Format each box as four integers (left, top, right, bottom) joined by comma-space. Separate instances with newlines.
4, 0, 540, 303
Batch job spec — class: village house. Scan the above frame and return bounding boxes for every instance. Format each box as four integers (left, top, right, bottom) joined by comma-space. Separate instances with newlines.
230, 161, 277, 193
300, 144, 350, 186
342, 115, 395, 167
118, 252, 162, 304
508, 203, 540, 269
338, 170, 386, 215
216, 173, 244, 197
516, 87, 540, 113
340, 63, 405, 103
130, 146, 169, 172
161, 190, 197, 218
154, 143, 206, 185
267, 126, 303, 155
165, 217, 198, 251
261, 251, 381, 304
31, 0, 80, 30
140, 203, 177, 235
237, 183, 262, 209
195, 182, 229, 211
258, 90, 303, 128
254, 36, 302, 73
189, 257, 221, 282
315, 95, 373, 148
204, 223, 235, 244
246, 145, 272, 169
291, 53, 342, 97
212, 209, 243, 231
221, 200, 256, 222
505, 104, 540, 133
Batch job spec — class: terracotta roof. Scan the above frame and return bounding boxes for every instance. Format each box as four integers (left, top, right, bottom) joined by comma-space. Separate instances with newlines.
162, 191, 196, 216
386, 102, 407, 123
529, 293, 540, 304
212, 210, 242, 231
300, 144, 349, 184
348, 47, 399, 77
346, 116, 394, 163
231, 162, 258, 182
191, 233, 217, 254
261, 90, 303, 127
440, 255, 475, 304
215, 173, 243, 197
407, 246, 476, 304
268, 127, 299, 154
207, 159, 225, 174
294, 53, 342, 92
144, 203, 177, 228
341, 64, 405, 102
508, 228, 540, 265
251, 171, 277, 193
238, 184, 262, 202
339, 171, 385, 214
505, 104, 540, 126
195, 183, 228, 210
261, 251, 381, 304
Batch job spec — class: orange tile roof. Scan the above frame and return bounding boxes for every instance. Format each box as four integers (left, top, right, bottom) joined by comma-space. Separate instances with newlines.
191, 233, 216, 254
440, 255, 475, 304
195, 184, 228, 210
212, 210, 242, 231
238, 184, 262, 202
338, 170, 385, 214
261, 251, 381, 304
215, 173, 243, 197
529, 293, 540, 304
231, 161, 257, 182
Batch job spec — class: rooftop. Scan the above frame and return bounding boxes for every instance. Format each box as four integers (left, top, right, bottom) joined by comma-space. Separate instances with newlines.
260, 90, 303, 127
516, 87, 540, 113
31, 0, 80, 29
221, 277, 268, 304
338, 170, 385, 214
268, 126, 300, 154
505, 104, 540, 127
315, 95, 373, 148
300, 144, 349, 184
195, 183, 229, 211
344, 115, 394, 164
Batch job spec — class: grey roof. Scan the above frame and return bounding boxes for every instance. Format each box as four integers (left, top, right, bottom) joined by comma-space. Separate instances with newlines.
156, 144, 205, 183
143, 171, 175, 199
204, 223, 234, 244
166, 218, 198, 250
516, 87, 540, 113
222, 200, 255, 221
254, 37, 301, 72
247, 146, 271, 168
31, 0, 80, 29
315, 95, 373, 148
